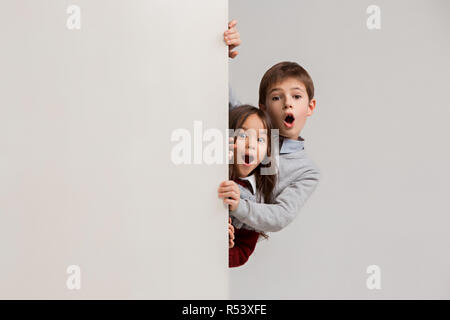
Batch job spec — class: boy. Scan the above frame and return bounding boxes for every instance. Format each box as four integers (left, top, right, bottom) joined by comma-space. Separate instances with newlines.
220, 61, 320, 232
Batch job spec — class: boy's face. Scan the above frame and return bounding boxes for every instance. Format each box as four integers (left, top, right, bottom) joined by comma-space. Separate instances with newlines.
261, 77, 316, 140
234, 114, 268, 178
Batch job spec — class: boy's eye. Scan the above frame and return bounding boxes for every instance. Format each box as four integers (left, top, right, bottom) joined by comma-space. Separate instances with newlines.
294, 95, 301, 99
271, 96, 280, 101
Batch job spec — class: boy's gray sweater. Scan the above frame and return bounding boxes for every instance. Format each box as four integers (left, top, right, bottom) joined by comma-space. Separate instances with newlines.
229, 176, 259, 231
228, 87, 320, 232
231, 146, 320, 232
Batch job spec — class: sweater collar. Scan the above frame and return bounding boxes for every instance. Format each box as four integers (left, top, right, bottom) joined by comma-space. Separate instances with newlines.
279, 135, 305, 154
237, 174, 256, 195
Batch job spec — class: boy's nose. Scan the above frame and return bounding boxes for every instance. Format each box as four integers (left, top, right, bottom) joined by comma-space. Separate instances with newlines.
284, 99, 294, 109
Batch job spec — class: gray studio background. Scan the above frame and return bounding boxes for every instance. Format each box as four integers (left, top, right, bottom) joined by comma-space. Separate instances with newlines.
229, 0, 450, 299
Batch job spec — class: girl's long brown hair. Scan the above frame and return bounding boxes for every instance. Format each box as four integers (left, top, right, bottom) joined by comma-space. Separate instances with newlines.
229, 105, 277, 238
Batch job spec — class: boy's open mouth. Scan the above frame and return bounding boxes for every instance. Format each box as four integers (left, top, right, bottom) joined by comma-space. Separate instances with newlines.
242, 154, 255, 166
283, 114, 295, 128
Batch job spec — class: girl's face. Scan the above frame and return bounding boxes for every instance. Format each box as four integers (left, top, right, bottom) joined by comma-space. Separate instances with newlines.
234, 113, 269, 178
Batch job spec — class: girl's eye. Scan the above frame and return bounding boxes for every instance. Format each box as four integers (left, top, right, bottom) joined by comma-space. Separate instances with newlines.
271, 96, 280, 101
258, 137, 266, 143
294, 95, 301, 99
238, 132, 246, 139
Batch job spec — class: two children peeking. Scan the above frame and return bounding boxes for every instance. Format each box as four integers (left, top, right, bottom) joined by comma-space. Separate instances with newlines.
220, 23, 320, 268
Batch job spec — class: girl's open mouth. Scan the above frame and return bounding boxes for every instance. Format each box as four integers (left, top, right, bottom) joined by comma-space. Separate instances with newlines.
242, 154, 255, 166
283, 114, 295, 128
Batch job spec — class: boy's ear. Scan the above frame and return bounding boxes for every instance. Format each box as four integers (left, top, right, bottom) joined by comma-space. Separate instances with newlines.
307, 99, 316, 116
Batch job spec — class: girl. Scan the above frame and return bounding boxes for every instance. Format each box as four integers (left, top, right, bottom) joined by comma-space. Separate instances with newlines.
218, 104, 277, 268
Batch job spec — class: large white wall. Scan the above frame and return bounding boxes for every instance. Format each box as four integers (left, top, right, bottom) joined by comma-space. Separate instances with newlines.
0, 0, 229, 299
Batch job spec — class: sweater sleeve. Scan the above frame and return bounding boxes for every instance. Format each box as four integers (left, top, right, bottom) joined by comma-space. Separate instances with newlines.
230, 166, 320, 232
229, 228, 260, 268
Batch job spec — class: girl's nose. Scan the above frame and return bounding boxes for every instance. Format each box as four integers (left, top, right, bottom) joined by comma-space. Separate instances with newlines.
245, 137, 256, 150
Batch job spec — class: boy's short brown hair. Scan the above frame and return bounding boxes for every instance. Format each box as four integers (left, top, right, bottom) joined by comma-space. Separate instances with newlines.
259, 61, 315, 106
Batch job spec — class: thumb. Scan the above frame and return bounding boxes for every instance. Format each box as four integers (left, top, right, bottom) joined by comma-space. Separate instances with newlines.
228, 150, 234, 161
